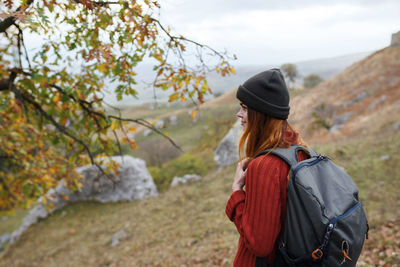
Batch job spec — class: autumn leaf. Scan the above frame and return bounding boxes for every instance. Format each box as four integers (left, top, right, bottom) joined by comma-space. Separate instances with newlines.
97, 63, 108, 73
169, 92, 179, 102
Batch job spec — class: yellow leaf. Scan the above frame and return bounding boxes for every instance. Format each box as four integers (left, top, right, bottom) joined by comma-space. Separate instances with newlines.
97, 63, 108, 73
191, 110, 197, 119
110, 120, 118, 131
129, 139, 138, 149
180, 95, 186, 102
53, 94, 60, 104
184, 76, 190, 86
153, 53, 163, 62
137, 38, 143, 47
168, 92, 179, 102
229, 67, 236, 74
129, 127, 136, 132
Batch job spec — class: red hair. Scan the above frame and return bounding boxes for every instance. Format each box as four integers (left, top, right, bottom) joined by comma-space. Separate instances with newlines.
238, 108, 306, 165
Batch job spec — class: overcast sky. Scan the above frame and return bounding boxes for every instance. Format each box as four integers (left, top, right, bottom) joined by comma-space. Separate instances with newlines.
158, 0, 400, 66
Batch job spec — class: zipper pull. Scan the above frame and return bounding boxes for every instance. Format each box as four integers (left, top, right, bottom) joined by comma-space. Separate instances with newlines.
318, 155, 327, 160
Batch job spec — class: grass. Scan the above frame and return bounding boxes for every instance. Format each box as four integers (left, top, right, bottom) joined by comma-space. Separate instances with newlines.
1, 89, 399, 266
1, 127, 399, 266
0, 210, 27, 236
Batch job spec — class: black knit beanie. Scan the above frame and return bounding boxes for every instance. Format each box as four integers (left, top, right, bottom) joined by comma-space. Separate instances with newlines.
236, 68, 290, 120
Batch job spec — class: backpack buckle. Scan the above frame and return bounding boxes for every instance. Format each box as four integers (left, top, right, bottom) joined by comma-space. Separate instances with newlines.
312, 248, 323, 260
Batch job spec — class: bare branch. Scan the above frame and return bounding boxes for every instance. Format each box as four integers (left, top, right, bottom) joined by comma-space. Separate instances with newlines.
108, 115, 182, 151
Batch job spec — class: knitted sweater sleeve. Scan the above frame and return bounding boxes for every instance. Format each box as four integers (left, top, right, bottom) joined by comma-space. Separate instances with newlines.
225, 155, 289, 257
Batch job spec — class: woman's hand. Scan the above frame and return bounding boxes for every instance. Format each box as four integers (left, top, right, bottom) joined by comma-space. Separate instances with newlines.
232, 158, 251, 192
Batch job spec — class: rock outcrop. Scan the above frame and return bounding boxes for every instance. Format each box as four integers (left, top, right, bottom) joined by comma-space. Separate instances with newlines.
2, 155, 157, 249
170, 174, 201, 187
214, 120, 242, 166
391, 31, 400, 47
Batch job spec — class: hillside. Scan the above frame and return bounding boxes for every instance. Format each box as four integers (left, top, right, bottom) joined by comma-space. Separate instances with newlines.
1, 48, 400, 266
290, 46, 400, 144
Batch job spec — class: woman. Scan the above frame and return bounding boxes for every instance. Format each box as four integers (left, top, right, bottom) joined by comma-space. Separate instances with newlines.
225, 69, 308, 266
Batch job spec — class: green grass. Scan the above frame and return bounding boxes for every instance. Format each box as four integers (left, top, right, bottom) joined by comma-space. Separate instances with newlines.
149, 153, 212, 193
0, 210, 27, 236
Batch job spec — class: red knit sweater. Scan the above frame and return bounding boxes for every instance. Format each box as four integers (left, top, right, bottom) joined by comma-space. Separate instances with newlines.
225, 135, 307, 266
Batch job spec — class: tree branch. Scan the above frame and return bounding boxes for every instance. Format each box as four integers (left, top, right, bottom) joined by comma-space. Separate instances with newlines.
108, 115, 182, 151
0, 79, 8, 91
9, 83, 111, 179
0, 0, 34, 33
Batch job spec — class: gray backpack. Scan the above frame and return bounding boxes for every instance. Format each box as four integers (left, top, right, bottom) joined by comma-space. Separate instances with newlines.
255, 145, 369, 267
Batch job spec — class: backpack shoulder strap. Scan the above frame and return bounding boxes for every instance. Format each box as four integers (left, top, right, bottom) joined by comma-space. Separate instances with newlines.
256, 145, 318, 168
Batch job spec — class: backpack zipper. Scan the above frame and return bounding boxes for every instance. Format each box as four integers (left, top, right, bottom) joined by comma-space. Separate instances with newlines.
329, 202, 362, 225
293, 155, 327, 176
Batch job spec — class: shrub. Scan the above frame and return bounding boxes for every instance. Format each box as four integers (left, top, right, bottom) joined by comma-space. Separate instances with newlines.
149, 153, 208, 192
304, 74, 323, 89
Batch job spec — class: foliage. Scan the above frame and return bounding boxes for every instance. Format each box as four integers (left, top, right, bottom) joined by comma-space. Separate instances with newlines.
280, 63, 298, 88
0, 0, 234, 210
310, 103, 332, 130
149, 153, 208, 192
303, 73, 323, 89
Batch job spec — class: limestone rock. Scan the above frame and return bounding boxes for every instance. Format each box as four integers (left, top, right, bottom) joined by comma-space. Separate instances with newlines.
393, 120, 400, 131
391, 31, 400, 47
154, 120, 164, 129
169, 115, 178, 126
143, 129, 152, 137
214, 120, 242, 166
73, 156, 158, 203
367, 95, 386, 111
329, 112, 353, 134
170, 174, 201, 187
111, 229, 128, 247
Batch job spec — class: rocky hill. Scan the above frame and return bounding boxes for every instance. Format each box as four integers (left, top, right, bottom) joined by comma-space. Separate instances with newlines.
290, 46, 400, 144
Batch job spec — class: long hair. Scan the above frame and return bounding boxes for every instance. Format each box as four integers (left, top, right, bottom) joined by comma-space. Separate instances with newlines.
238, 108, 306, 164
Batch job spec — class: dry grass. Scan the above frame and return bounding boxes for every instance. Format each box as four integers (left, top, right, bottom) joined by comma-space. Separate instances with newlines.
290, 46, 400, 144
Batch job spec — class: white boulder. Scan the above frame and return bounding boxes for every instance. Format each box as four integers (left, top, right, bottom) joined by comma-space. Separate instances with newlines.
214, 120, 242, 166
170, 174, 201, 187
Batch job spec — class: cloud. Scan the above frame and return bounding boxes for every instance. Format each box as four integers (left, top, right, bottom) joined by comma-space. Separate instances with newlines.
160, 1, 400, 65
